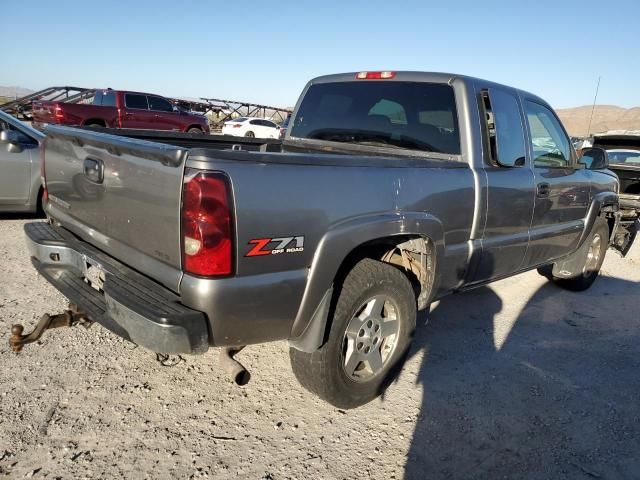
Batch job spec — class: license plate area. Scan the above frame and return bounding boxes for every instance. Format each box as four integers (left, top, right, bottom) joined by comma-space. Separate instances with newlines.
84, 259, 106, 292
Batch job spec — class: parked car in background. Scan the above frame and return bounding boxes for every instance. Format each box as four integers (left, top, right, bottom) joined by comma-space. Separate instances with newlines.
0, 110, 44, 213
279, 116, 290, 139
590, 133, 640, 254
31, 89, 210, 134
221, 116, 280, 138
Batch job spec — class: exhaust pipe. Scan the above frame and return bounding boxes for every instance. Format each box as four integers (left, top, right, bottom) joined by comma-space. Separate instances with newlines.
220, 346, 250, 386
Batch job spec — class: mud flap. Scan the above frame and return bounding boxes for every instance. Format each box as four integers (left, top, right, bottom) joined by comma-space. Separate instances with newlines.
551, 235, 593, 279
612, 218, 639, 257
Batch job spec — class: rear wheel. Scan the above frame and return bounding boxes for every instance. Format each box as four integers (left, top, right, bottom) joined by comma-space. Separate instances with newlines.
85, 122, 104, 128
290, 258, 417, 409
245, 131, 255, 138
187, 127, 203, 134
36, 187, 45, 216
538, 216, 609, 291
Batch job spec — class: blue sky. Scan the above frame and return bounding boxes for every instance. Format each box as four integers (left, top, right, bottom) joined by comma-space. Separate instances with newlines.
2, 0, 638, 109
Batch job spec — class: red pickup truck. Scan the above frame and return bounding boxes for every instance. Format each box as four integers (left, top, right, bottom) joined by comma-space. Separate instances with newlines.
31, 89, 210, 133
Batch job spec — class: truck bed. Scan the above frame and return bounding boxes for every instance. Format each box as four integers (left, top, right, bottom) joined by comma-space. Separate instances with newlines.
78, 126, 283, 152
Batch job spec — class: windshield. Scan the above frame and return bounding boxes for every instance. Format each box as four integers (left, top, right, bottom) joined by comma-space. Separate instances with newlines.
290, 81, 461, 155
607, 150, 640, 166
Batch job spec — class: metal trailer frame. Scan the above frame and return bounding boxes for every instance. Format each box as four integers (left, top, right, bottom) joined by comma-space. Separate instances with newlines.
0, 86, 292, 130
199, 97, 292, 130
0, 86, 95, 121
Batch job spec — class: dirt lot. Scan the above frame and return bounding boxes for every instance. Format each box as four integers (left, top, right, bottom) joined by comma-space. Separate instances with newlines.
1, 216, 639, 480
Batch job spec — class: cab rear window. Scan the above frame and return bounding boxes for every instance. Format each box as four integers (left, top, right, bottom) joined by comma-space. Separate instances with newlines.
290, 81, 460, 155
93, 90, 117, 107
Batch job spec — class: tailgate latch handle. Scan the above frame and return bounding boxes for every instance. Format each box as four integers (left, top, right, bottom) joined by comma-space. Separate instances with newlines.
83, 158, 104, 184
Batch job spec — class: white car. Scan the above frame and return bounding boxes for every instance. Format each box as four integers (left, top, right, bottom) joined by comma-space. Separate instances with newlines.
221, 117, 280, 139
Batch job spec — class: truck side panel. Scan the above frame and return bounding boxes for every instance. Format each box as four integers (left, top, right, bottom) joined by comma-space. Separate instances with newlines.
183, 152, 475, 346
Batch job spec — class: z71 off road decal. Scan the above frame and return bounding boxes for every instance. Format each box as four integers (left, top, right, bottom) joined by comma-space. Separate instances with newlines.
246, 236, 304, 257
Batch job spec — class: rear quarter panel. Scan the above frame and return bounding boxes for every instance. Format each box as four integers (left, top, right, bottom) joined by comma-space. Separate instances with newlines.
182, 151, 475, 345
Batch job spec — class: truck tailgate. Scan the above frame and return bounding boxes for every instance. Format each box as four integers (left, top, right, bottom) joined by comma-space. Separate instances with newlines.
43, 126, 187, 291
31, 101, 57, 124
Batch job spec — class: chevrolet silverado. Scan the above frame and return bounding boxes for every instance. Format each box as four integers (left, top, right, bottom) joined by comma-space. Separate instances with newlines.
14, 71, 634, 408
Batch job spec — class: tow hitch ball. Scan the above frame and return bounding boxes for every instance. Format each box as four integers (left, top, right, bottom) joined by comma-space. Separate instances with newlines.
9, 306, 92, 353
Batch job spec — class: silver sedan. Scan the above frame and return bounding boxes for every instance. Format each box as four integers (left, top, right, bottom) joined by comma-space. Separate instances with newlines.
0, 110, 44, 213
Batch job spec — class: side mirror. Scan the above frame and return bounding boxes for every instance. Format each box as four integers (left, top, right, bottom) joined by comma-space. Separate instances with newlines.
0, 130, 23, 153
579, 147, 609, 170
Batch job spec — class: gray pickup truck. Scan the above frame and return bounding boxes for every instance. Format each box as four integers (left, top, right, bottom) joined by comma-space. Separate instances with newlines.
17, 71, 634, 408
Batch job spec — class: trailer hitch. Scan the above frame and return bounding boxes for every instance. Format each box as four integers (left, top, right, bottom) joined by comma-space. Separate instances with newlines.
9, 306, 92, 353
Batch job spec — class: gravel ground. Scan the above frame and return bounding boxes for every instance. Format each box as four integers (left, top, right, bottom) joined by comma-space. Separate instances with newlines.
1, 216, 639, 480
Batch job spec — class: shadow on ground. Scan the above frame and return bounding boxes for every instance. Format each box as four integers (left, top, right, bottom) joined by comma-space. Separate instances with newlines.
0, 212, 44, 221
404, 275, 640, 479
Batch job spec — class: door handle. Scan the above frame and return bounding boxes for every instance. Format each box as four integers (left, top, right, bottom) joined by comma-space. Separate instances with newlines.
536, 182, 550, 197
83, 158, 104, 184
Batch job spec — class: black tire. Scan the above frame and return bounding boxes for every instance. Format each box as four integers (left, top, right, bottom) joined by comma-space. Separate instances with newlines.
536, 264, 553, 280
539, 216, 609, 292
36, 187, 45, 216
187, 127, 203, 134
85, 122, 104, 128
290, 258, 417, 409
245, 131, 255, 138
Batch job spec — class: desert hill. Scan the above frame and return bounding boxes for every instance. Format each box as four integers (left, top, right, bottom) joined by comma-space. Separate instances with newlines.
556, 105, 640, 137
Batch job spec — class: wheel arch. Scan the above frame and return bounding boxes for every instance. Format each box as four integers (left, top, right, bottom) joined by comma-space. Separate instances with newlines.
580, 191, 618, 247
82, 118, 107, 127
289, 212, 444, 353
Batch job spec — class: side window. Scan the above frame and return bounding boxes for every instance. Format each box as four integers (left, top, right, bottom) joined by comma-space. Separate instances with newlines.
250, 120, 260, 126
102, 91, 117, 107
525, 101, 571, 168
124, 94, 148, 110
93, 90, 117, 107
368, 99, 407, 124
148, 96, 173, 112
481, 89, 526, 167
265, 121, 277, 129
0, 119, 34, 144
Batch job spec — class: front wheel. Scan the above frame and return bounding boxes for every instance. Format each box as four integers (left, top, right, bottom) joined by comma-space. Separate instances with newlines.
538, 216, 609, 291
245, 131, 255, 138
187, 127, 203, 134
290, 258, 417, 409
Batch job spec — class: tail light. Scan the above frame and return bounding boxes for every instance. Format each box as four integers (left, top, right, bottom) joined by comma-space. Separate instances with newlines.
233, 124, 242, 128
40, 138, 48, 204
181, 169, 234, 276
355, 71, 396, 80
53, 104, 65, 122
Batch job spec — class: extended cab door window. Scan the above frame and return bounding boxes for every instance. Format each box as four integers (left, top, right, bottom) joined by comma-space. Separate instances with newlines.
481, 89, 526, 167
525, 101, 571, 168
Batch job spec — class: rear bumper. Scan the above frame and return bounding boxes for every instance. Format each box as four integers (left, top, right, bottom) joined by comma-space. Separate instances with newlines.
24, 222, 209, 354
